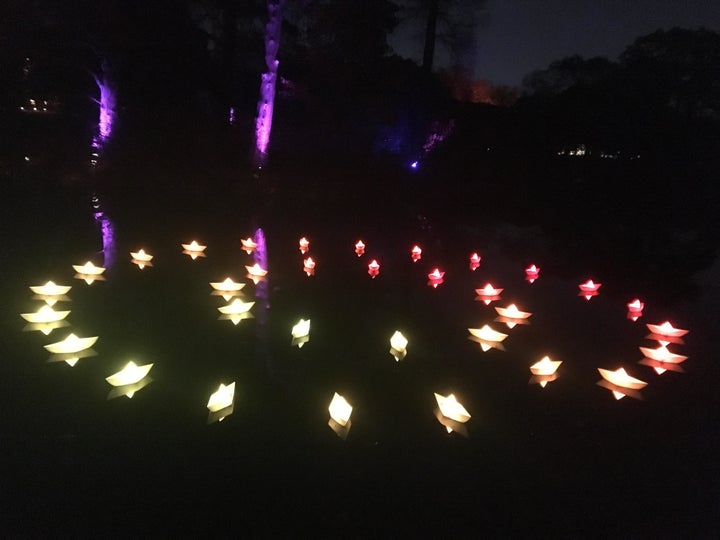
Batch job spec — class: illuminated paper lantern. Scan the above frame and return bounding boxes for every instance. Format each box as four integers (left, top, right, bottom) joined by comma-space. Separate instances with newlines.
468, 325, 508, 351
525, 264, 540, 283
389, 330, 408, 361
21, 305, 70, 324
245, 263, 268, 284
368, 259, 380, 279
130, 249, 153, 269
328, 392, 353, 440
210, 277, 246, 301
207, 382, 235, 423
626, 299, 644, 321
411, 245, 422, 262
303, 257, 316, 277
218, 299, 255, 325
72, 261, 106, 284
578, 279, 601, 300
475, 283, 503, 305
529, 356, 562, 387
638, 345, 688, 374
106, 361, 154, 398
291, 319, 311, 348
181, 240, 206, 260
427, 268, 444, 288
241, 237, 258, 255
469, 252, 481, 271
299, 237, 310, 254
355, 240, 365, 257
434, 393, 471, 436
44, 333, 98, 366
646, 321, 689, 345
597, 367, 647, 400
494, 304, 532, 329
29, 281, 71, 306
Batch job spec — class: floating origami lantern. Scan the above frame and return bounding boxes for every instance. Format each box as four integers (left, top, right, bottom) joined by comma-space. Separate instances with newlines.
529, 356, 562, 387
291, 319, 311, 348
299, 237, 310, 254
355, 240, 365, 257
578, 279, 601, 300
241, 237, 257, 255
494, 304, 532, 329
207, 382, 235, 423
72, 261, 106, 284
638, 345, 688, 374
130, 249, 153, 269
303, 257, 316, 277
469, 252, 481, 271
468, 325, 508, 351
328, 392, 352, 440
21, 304, 70, 325
411, 245, 422, 262
434, 393, 471, 436
626, 299, 645, 321
217, 299, 255, 324
427, 268, 444, 288
525, 264, 540, 283
368, 259, 380, 278
597, 367, 647, 400
475, 283, 503, 305
106, 361, 154, 398
44, 333, 98, 366
181, 240, 206, 259
389, 330, 408, 361
210, 277, 245, 301
646, 321, 689, 345
29, 281, 71, 306
245, 263, 268, 284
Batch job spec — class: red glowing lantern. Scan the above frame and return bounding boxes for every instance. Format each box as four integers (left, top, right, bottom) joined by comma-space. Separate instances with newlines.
303, 257, 316, 277
427, 268, 445, 288
578, 279, 601, 300
368, 259, 380, 279
469, 252, 481, 271
355, 240, 365, 257
299, 237, 309, 254
525, 264, 540, 283
474, 283, 503, 305
626, 298, 644, 321
411, 245, 422, 263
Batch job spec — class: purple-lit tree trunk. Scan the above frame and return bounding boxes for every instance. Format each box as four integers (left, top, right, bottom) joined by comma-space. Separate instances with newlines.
91, 61, 117, 165
253, 0, 284, 168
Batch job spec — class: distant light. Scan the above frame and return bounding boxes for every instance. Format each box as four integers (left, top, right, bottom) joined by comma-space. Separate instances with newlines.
410, 161, 418, 169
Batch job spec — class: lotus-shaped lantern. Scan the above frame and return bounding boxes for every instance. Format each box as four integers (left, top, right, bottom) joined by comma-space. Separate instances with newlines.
475, 283, 503, 305
469, 252, 481, 271
73, 261, 106, 284
217, 299, 255, 324
597, 367, 647, 400
182, 240, 206, 260
355, 240, 365, 257
368, 259, 380, 279
411, 245, 422, 262
389, 330, 408, 361
427, 268, 444, 288
29, 281, 71, 306
245, 263, 268, 284
529, 356, 562, 387
130, 249, 153, 269
468, 325, 508, 351
210, 277, 245, 301
106, 361, 154, 398
303, 257, 316, 277
646, 321, 689, 345
291, 319, 311, 348
207, 382, 235, 423
328, 392, 353, 440
434, 393, 471, 436
578, 279, 601, 300
525, 264, 540, 283
44, 333, 98, 366
494, 304, 532, 329
299, 237, 310, 254
638, 345, 688, 374
241, 237, 258, 255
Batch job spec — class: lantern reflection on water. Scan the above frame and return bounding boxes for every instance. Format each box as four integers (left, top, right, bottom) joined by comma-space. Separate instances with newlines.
626, 299, 644, 321
355, 240, 365, 256
241, 237, 258, 255
475, 283, 503, 305
106, 361, 154, 398
182, 241, 206, 260
578, 279, 601, 300
468, 325, 508, 352
427, 268, 444, 288
525, 264, 540, 283
73, 261, 106, 284
299, 237, 310, 254
597, 367, 647, 400
411, 245, 422, 262
45, 333, 98, 366
368, 259, 380, 278
217, 299, 255, 325
494, 304, 532, 329
529, 356, 562, 387
130, 249, 153, 269
638, 345, 688, 374
291, 319, 311, 347
389, 330, 408, 361
434, 393, 471, 436
328, 392, 353, 440
29, 281, 71, 306
469, 253, 481, 271
646, 321, 689, 345
245, 263, 268, 285
210, 277, 245, 302
303, 257, 316, 276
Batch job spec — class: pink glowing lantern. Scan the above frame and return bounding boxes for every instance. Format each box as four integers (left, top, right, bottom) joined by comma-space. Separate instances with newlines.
578, 279, 601, 300
494, 304, 532, 329
597, 367, 647, 400
241, 237, 258, 255
645, 321, 689, 346
474, 283, 503, 305
626, 299, 645, 321
411, 245, 422, 263
469, 252, 481, 271
355, 240, 365, 257
299, 237, 310, 254
303, 257, 316, 277
427, 268, 444, 288
529, 356, 562, 387
467, 325, 508, 352
638, 345, 688, 375
368, 259, 380, 279
525, 264, 540, 283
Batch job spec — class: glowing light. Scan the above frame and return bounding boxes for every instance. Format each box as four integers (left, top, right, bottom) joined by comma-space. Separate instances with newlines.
209, 278, 245, 301
303, 257, 316, 276
475, 283, 503, 305
72, 261, 106, 284
579, 279, 601, 300
646, 321, 689, 346
427, 268, 444, 288
241, 237, 257, 255
355, 240, 365, 257
597, 368, 647, 400
328, 392, 353, 439
638, 345, 688, 374
105, 361, 154, 398
218, 299, 255, 325
130, 249, 153, 269
389, 330, 408, 361
299, 237, 310, 254
21, 305, 70, 324
44, 333, 98, 366
469, 252, 481, 271
245, 263, 268, 284
29, 281, 71, 306
434, 393, 471, 435
525, 264, 540, 283
529, 356, 562, 387
291, 319, 311, 348
207, 382, 235, 422
494, 304, 532, 329
411, 245, 422, 262
181, 241, 207, 260
626, 299, 645, 321
468, 325, 508, 351
368, 259, 380, 279
410, 160, 419, 169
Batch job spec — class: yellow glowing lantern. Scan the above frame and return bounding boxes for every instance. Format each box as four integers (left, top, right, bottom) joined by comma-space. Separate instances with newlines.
130, 249, 154, 269
217, 299, 255, 325
434, 393, 471, 435
210, 277, 246, 301
597, 367, 647, 400
303, 257, 316, 276
21, 304, 70, 324
291, 318, 311, 347
578, 279, 601, 300
328, 392, 353, 440
241, 237, 258, 255
529, 356, 562, 387
29, 281, 71, 306
389, 330, 408, 361
207, 382, 235, 423
106, 361, 154, 398
646, 321, 689, 346
468, 325, 508, 351
638, 345, 688, 374
72, 261, 106, 284
182, 240, 207, 259
44, 333, 98, 366
475, 283, 503, 305
494, 304, 532, 329
299, 237, 310, 254
245, 263, 268, 284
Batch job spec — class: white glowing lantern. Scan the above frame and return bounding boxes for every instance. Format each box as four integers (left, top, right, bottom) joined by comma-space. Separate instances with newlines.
182, 240, 207, 259
241, 237, 258, 255
328, 392, 353, 427
626, 299, 644, 321
525, 264, 540, 283
578, 279, 601, 300
106, 361, 154, 398
44, 333, 98, 366
646, 321, 689, 346
245, 263, 268, 284
597, 367, 647, 400
303, 257, 316, 277
29, 281, 71, 306
291, 319, 311, 347
494, 304, 532, 329
130, 249, 153, 269
389, 330, 408, 361
468, 325, 508, 352
529, 356, 562, 387
21, 305, 70, 324
210, 277, 245, 301
427, 268, 444, 288
355, 240, 365, 257
218, 299, 255, 325
411, 245, 422, 262
469, 252, 481, 271
475, 283, 503, 305
434, 393, 471, 435
368, 259, 380, 278
207, 382, 235, 422
638, 345, 688, 374
299, 237, 310, 254
72, 261, 106, 284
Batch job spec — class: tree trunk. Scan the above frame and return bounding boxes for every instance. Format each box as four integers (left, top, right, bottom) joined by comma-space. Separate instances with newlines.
422, 0, 439, 72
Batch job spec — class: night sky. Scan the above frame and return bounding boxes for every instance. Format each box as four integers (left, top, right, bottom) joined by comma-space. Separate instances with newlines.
390, 0, 720, 86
